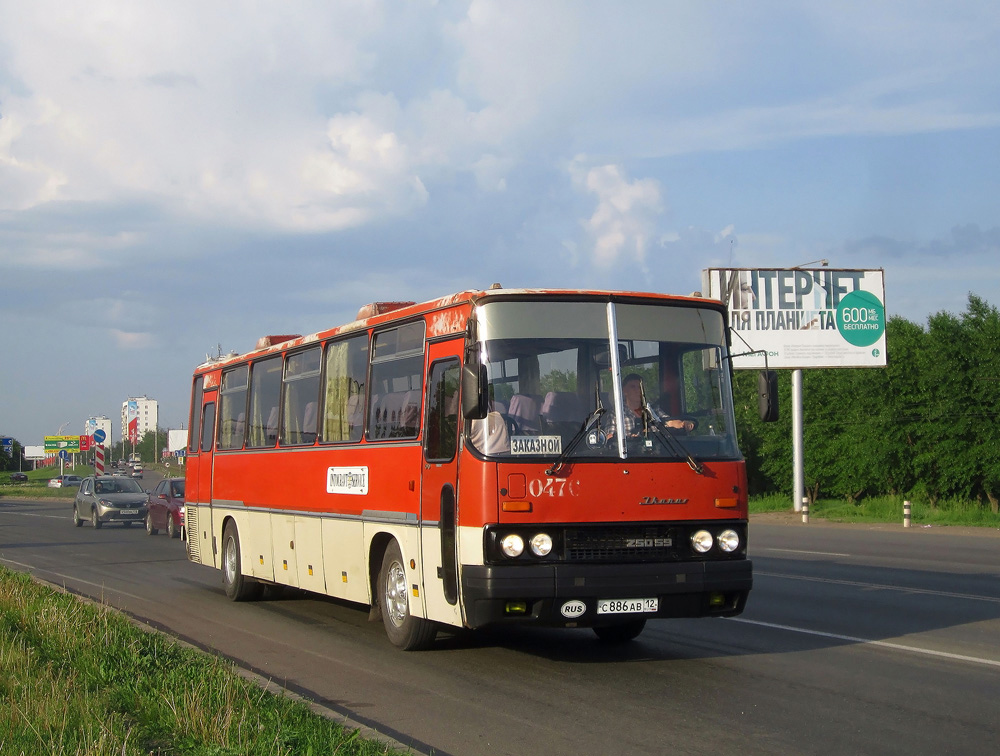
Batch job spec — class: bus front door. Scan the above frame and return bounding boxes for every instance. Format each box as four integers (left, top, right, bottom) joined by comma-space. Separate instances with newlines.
196, 394, 217, 568
420, 344, 463, 626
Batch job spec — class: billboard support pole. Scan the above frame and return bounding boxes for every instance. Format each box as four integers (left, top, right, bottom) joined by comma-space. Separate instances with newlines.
792, 369, 804, 512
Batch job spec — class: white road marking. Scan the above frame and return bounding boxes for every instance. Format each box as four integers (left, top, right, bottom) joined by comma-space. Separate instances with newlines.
757, 547, 850, 557
757, 570, 1000, 603
729, 616, 1000, 669
0, 511, 68, 519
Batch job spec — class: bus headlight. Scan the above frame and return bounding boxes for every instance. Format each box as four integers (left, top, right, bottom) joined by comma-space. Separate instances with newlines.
529, 533, 553, 557
501, 534, 525, 557
717, 529, 740, 553
690, 529, 714, 553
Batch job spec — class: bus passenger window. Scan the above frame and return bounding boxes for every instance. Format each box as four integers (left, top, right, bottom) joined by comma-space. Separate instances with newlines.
281, 347, 322, 445
218, 365, 249, 450
323, 335, 367, 443
247, 356, 282, 448
368, 323, 425, 441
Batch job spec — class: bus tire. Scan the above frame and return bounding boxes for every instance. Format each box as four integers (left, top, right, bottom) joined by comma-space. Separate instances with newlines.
378, 540, 436, 650
593, 619, 646, 642
222, 522, 262, 601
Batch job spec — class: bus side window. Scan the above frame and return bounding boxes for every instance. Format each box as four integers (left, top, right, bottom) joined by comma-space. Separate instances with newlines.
281, 347, 321, 446
247, 356, 282, 448
188, 376, 204, 454
368, 322, 425, 441
425, 359, 460, 461
323, 334, 368, 443
218, 365, 249, 450
200, 402, 216, 453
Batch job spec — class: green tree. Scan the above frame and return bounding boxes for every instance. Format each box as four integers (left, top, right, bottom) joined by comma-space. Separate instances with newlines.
732, 294, 1000, 508
958, 295, 1000, 511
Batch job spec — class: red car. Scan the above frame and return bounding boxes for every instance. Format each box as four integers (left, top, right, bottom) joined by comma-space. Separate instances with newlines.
145, 478, 185, 539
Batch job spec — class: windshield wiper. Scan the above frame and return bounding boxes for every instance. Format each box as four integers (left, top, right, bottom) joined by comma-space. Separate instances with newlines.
643, 413, 704, 475
546, 383, 606, 476
637, 382, 704, 475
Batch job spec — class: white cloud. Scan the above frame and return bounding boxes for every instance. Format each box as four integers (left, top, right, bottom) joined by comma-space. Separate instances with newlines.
570, 158, 663, 269
0, 2, 424, 232
111, 329, 156, 350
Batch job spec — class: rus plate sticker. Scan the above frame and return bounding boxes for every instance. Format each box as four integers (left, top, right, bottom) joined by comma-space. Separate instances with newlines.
510, 435, 562, 456
327, 466, 369, 495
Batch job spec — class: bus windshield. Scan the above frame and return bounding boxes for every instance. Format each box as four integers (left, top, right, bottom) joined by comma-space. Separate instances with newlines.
467, 299, 741, 462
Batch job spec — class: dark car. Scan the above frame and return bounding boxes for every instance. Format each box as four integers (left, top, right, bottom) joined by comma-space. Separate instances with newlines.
9, 472, 28, 482
73, 475, 148, 529
146, 478, 185, 539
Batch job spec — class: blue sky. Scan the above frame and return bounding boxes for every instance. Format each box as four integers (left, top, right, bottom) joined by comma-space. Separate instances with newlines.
1, 0, 999, 445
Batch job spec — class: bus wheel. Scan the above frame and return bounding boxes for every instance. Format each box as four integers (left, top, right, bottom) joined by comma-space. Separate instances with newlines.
223, 523, 262, 601
378, 541, 436, 650
593, 619, 646, 642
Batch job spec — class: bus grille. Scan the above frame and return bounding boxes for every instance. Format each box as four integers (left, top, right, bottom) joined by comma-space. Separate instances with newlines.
186, 505, 200, 562
564, 525, 683, 562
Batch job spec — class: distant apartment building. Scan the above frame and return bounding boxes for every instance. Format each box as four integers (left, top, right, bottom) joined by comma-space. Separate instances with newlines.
121, 396, 158, 444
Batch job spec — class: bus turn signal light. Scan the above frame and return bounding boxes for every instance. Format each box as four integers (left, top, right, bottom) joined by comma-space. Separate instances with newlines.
502, 501, 532, 512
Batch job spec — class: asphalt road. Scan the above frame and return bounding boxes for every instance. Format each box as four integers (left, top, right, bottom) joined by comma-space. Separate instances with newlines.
2, 497, 999, 756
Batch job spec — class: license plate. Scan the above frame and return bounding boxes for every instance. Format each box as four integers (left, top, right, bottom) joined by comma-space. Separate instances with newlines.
596, 598, 658, 614
120, 509, 138, 515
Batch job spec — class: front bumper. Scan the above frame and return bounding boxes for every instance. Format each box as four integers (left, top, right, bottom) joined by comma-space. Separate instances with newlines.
460, 558, 752, 629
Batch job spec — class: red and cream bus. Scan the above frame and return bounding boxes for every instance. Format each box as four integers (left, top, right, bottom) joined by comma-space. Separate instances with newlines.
185, 286, 772, 649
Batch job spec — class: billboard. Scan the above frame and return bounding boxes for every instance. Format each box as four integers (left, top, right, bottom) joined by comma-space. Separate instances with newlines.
126, 400, 139, 444
167, 429, 188, 453
44, 435, 81, 452
702, 268, 887, 369
24, 445, 46, 460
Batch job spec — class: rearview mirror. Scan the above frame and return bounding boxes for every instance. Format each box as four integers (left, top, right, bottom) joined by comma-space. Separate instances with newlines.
594, 344, 630, 368
461, 362, 488, 419
758, 370, 778, 422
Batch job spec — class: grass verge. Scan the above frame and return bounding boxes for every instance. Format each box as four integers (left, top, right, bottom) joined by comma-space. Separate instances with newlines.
0, 566, 407, 755
749, 493, 1000, 528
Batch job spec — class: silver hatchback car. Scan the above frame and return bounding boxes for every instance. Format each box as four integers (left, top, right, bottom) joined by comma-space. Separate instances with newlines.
73, 475, 149, 529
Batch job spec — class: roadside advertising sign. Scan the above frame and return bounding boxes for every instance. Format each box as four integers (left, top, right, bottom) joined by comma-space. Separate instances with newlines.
24, 445, 45, 460
702, 268, 887, 370
126, 400, 140, 444
44, 435, 81, 452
